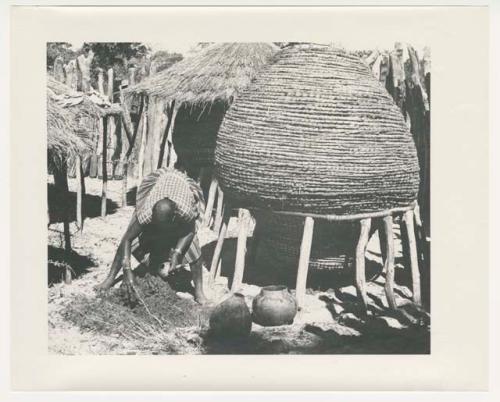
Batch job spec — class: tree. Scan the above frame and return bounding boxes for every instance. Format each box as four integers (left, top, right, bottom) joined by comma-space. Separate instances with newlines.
150, 50, 183, 74
46, 42, 76, 71
85, 42, 151, 81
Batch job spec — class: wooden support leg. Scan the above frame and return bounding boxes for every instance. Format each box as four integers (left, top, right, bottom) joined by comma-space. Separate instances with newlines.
213, 185, 224, 234
403, 210, 422, 305
231, 209, 251, 293
203, 177, 218, 227
296, 216, 315, 310
75, 155, 82, 230
382, 215, 397, 310
210, 207, 230, 281
355, 218, 371, 313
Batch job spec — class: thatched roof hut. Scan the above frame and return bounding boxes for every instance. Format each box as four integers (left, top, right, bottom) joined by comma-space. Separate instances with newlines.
127, 42, 278, 106
124, 43, 278, 173
46, 76, 123, 170
47, 93, 92, 169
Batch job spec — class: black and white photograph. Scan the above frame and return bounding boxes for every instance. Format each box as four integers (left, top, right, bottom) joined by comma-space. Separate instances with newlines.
46, 40, 431, 355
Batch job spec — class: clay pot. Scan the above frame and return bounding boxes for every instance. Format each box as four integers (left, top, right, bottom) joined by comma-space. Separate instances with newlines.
209, 293, 252, 339
252, 285, 298, 326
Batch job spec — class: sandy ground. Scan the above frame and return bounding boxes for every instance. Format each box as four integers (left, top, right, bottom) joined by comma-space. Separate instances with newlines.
48, 177, 430, 355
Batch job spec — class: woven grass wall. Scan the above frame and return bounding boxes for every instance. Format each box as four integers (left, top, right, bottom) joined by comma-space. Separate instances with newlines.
252, 210, 357, 274
172, 101, 228, 169
215, 44, 420, 215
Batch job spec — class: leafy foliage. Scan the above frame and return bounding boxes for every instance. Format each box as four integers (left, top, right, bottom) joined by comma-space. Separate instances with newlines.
46, 42, 76, 71
151, 50, 183, 73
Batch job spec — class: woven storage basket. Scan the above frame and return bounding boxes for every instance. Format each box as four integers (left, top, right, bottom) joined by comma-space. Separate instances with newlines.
252, 209, 356, 272
173, 101, 227, 169
215, 44, 420, 215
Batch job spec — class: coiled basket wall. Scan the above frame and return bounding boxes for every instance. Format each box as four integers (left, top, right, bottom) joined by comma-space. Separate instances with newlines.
215, 44, 420, 216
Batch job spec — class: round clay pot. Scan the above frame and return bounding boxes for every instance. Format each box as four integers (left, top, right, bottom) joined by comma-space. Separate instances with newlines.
252, 285, 298, 326
209, 293, 252, 339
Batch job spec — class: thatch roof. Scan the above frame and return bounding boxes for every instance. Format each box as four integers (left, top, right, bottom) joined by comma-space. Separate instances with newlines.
46, 88, 93, 169
125, 43, 278, 106
46, 77, 123, 169
47, 76, 123, 117
215, 44, 420, 216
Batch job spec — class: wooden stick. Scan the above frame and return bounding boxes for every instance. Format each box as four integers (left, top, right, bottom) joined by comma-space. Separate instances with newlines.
231, 209, 250, 293
121, 160, 128, 207
101, 116, 108, 218
75, 155, 82, 230
272, 201, 416, 222
125, 94, 144, 159
166, 107, 178, 168
203, 176, 218, 227
210, 207, 230, 280
213, 185, 224, 234
296, 216, 315, 310
403, 210, 422, 305
107, 68, 114, 102
54, 163, 72, 284
158, 100, 175, 169
138, 97, 148, 182
382, 215, 397, 310
355, 218, 371, 313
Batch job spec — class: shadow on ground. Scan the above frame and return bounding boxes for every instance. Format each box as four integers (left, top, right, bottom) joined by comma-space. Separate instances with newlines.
48, 183, 119, 223
48, 245, 96, 286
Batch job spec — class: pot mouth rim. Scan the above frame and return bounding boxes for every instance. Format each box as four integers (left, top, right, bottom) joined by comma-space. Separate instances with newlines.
262, 285, 288, 292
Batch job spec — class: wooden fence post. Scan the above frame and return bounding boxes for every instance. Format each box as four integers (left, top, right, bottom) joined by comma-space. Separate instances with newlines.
75, 155, 83, 230
101, 116, 108, 217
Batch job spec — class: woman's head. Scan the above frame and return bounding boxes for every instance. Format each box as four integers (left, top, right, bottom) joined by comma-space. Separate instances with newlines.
151, 198, 177, 232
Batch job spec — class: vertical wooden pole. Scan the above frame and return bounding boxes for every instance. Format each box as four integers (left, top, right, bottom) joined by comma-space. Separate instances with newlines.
75, 155, 82, 230
296, 216, 315, 310
403, 210, 422, 305
210, 207, 230, 280
97, 68, 105, 96
54, 164, 72, 284
158, 101, 176, 169
213, 185, 224, 234
382, 215, 397, 310
166, 107, 178, 168
101, 116, 108, 218
138, 97, 148, 182
231, 208, 251, 293
355, 218, 371, 313
107, 68, 114, 102
203, 177, 218, 227
121, 160, 128, 207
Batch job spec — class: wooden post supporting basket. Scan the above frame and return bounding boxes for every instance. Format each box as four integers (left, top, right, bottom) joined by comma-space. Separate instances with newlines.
231, 208, 251, 293
203, 177, 218, 227
210, 207, 231, 281
382, 215, 396, 310
403, 210, 421, 305
295, 216, 315, 309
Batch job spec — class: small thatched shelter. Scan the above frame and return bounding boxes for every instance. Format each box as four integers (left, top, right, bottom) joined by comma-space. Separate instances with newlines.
47, 77, 124, 272
124, 42, 278, 177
